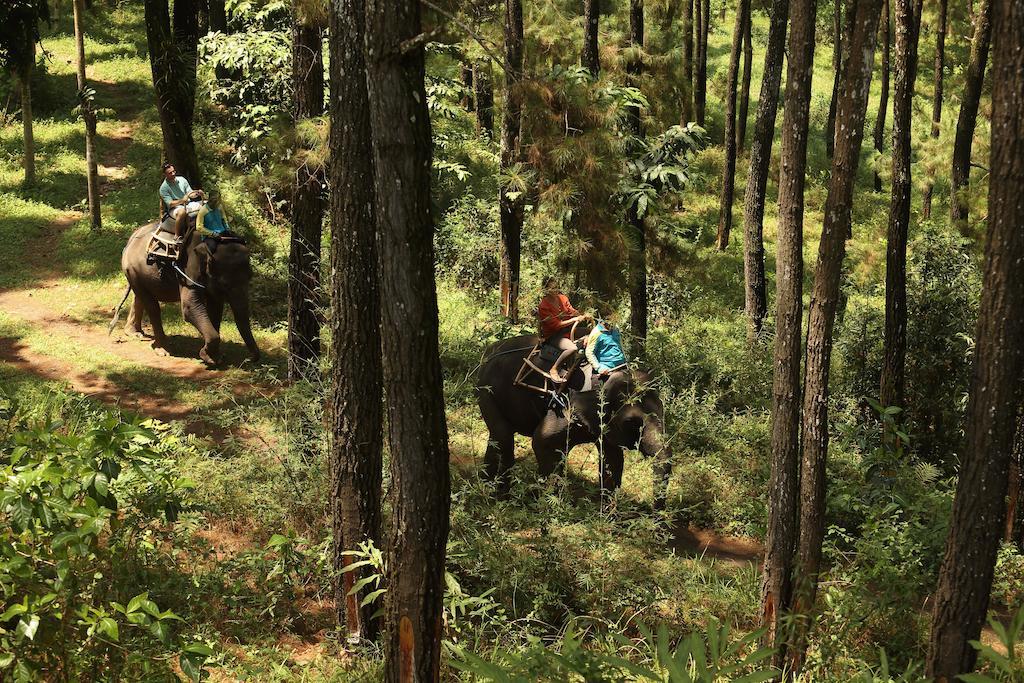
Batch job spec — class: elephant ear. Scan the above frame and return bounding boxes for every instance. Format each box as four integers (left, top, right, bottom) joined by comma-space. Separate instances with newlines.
192, 241, 215, 281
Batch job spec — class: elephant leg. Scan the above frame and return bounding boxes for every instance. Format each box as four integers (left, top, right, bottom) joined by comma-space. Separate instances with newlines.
599, 440, 625, 498
137, 292, 169, 356
124, 294, 148, 339
533, 411, 569, 480
479, 392, 516, 496
482, 425, 515, 496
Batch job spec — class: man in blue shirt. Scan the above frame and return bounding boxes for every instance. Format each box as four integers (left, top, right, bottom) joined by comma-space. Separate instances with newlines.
159, 162, 194, 220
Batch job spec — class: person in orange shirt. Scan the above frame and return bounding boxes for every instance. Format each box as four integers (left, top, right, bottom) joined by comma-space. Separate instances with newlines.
537, 276, 589, 383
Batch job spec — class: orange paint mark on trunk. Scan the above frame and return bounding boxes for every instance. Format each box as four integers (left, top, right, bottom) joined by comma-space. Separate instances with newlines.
399, 615, 415, 683
343, 569, 361, 637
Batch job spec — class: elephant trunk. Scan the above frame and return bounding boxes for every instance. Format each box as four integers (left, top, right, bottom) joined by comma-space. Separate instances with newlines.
182, 292, 221, 364
641, 412, 672, 511
229, 292, 260, 362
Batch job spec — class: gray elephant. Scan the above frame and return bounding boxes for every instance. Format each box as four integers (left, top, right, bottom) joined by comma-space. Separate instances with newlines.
114, 222, 260, 365
477, 335, 672, 508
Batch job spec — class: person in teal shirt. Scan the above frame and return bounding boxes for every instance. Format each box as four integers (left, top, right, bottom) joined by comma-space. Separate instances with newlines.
196, 190, 231, 238
585, 316, 627, 376
159, 162, 194, 219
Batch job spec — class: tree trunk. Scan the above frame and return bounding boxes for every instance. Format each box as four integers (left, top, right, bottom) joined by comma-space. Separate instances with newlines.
209, 0, 227, 32
949, 0, 992, 228
737, 9, 752, 152
681, 0, 693, 121
19, 61, 35, 187
716, 0, 749, 251
741, 0, 788, 339
364, 0, 452, 679
1011, 412, 1024, 549
143, 0, 202, 186
825, 0, 843, 159
499, 0, 525, 323
695, 0, 710, 125
328, 0, 383, 642
583, 0, 600, 76
792, 0, 884, 669
921, 0, 947, 218
474, 61, 494, 137
73, 0, 102, 231
461, 62, 474, 111
928, 0, 1024, 675
627, 0, 647, 355
761, 0, 816, 667
872, 0, 891, 191
288, 6, 325, 382
879, 0, 920, 411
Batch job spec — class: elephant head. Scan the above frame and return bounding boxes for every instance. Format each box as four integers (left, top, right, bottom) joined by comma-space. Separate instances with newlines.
579, 368, 673, 509
182, 237, 261, 365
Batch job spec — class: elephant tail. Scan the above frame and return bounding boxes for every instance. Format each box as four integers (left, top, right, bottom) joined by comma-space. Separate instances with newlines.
108, 286, 132, 335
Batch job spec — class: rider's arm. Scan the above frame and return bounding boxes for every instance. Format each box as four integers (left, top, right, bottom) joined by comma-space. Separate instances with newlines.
196, 204, 211, 236
585, 328, 602, 370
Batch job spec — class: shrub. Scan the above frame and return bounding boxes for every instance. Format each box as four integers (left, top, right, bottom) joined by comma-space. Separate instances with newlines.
0, 392, 211, 681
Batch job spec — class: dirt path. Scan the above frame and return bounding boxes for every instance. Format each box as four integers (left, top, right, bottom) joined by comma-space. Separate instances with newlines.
670, 522, 763, 566
0, 273, 256, 441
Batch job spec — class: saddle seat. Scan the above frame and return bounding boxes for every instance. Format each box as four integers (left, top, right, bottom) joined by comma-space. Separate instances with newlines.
514, 338, 594, 398
146, 227, 183, 264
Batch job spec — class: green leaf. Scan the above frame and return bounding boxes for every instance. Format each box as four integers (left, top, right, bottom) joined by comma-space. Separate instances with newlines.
127, 593, 149, 614
360, 588, 387, 607
98, 617, 119, 642
180, 652, 206, 682
150, 619, 173, 647
0, 603, 28, 621
184, 643, 215, 656
17, 615, 39, 641
266, 534, 290, 549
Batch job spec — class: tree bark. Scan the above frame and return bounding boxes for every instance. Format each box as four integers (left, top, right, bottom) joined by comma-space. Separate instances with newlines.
879, 0, 921, 411
742, 0, 789, 339
73, 0, 102, 230
792, 0, 884, 669
209, 0, 227, 32
143, 0, 202, 186
328, 0, 383, 643
499, 0, 525, 323
949, 0, 992, 228
695, 0, 710, 125
872, 0, 891, 191
364, 0, 452, 679
928, 0, 1024, 675
583, 0, 600, 76
627, 0, 647, 355
19, 61, 35, 186
716, 0, 748, 251
761, 0, 816, 667
737, 9, 752, 152
461, 62, 474, 111
825, 0, 843, 159
474, 61, 494, 137
921, 0, 947, 218
681, 0, 693, 121
288, 5, 325, 382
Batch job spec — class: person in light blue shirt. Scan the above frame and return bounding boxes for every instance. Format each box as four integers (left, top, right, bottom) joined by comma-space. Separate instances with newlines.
585, 315, 627, 376
159, 162, 194, 219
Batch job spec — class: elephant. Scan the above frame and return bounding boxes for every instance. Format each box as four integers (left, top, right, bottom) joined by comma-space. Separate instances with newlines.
115, 222, 260, 365
477, 334, 672, 508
